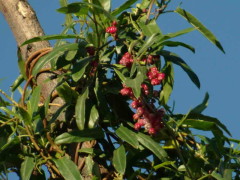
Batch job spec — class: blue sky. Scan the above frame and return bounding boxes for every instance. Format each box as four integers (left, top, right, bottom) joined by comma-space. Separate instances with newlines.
1, 0, 240, 179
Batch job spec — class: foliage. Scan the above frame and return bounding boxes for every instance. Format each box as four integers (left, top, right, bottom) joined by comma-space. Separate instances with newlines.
0, 0, 239, 179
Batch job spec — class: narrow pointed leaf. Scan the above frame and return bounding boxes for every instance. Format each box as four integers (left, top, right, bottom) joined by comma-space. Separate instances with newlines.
160, 62, 174, 105
125, 70, 144, 98
32, 43, 78, 76
54, 127, 104, 144
116, 125, 139, 148
111, 0, 138, 16
137, 33, 160, 57
21, 34, 83, 46
112, 145, 126, 175
191, 92, 209, 113
11, 75, 24, 92
161, 50, 200, 88
72, 57, 93, 82
161, 41, 195, 53
137, 132, 168, 161
88, 105, 99, 128
75, 87, 89, 130
20, 156, 35, 180
175, 7, 225, 53
29, 85, 41, 116
53, 156, 83, 180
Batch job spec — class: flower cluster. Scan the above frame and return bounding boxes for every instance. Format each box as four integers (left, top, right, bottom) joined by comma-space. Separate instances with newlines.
147, 67, 165, 85
119, 52, 133, 68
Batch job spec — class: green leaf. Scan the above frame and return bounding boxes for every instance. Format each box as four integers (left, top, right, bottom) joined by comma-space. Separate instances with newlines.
72, 57, 93, 82
32, 43, 78, 76
112, 145, 126, 175
138, 15, 162, 36
161, 41, 195, 53
153, 161, 175, 170
186, 113, 231, 136
57, 2, 114, 20
125, 69, 145, 98
11, 75, 24, 92
75, 87, 89, 130
99, 0, 111, 12
160, 62, 174, 105
56, 83, 78, 104
116, 125, 139, 148
21, 34, 83, 46
111, 0, 138, 16
210, 170, 224, 180
59, 0, 74, 27
20, 156, 35, 180
137, 33, 161, 57
88, 105, 99, 128
114, 68, 126, 82
175, 7, 225, 53
28, 86, 41, 116
54, 127, 104, 144
161, 50, 200, 89
159, 27, 195, 42
66, 50, 78, 61
136, 132, 168, 161
18, 107, 31, 125
191, 92, 209, 113
17, 48, 27, 79
53, 156, 83, 180
182, 119, 216, 131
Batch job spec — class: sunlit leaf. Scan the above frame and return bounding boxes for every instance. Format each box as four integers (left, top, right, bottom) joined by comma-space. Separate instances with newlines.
116, 125, 139, 148
53, 156, 83, 180
54, 127, 104, 144
112, 145, 126, 175
32, 43, 78, 76
28, 85, 41, 116
111, 0, 138, 16
160, 62, 174, 105
75, 87, 89, 130
88, 105, 99, 128
20, 156, 35, 180
137, 132, 168, 161
175, 7, 225, 53
21, 34, 83, 46
72, 57, 93, 82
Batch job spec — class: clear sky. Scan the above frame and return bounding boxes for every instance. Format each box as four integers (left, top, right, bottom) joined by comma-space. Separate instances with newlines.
1, 0, 240, 179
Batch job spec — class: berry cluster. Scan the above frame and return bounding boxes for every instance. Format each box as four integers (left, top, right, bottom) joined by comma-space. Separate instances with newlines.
119, 52, 133, 68
133, 104, 165, 135
141, 55, 160, 65
147, 67, 165, 85
106, 21, 118, 34
120, 83, 165, 135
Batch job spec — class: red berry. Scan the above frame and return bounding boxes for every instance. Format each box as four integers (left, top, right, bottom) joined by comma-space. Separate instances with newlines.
141, 84, 148, 90
137, 107, 144, 116
134, 123, 142, 130
151, 78, 160, 85
148, 128, 157, 135
133, 113, 140, 120
106, 26, 117, 34
131, 100, 139, 109
120, 87, 131, 96
157, 73, 165, 80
